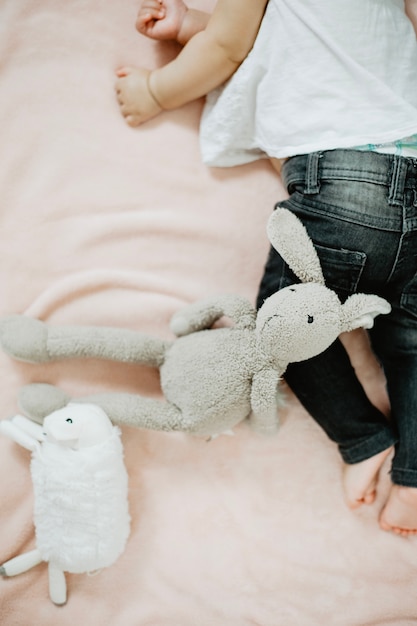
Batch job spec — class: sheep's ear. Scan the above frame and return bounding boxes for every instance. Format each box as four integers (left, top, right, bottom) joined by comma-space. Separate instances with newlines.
341, 294, 391, 331
267, 208, 325, 285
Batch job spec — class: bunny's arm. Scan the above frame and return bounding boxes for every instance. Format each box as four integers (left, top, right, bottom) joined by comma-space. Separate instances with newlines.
170, 294, 256, 336
0, 315, 169, 367
249, 368, 281, 434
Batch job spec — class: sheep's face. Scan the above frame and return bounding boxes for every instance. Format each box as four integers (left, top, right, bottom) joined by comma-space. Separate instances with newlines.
43, 404, 113, 449
257, 283, 343, 365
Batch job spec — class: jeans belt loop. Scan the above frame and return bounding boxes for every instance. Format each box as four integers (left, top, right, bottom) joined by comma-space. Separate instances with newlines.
304, 152, 321, 195
388, 155, 407, 207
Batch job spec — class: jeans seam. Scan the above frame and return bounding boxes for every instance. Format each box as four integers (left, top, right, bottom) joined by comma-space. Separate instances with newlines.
390, 467, 417, 487
340, 430, 396, 464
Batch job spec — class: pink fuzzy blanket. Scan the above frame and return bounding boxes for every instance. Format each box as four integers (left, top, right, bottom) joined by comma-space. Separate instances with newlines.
1, 1, 416, 624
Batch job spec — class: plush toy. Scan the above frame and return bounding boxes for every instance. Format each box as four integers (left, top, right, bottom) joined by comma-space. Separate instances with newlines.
0, 208, 391, 437
0, 403, 131, 605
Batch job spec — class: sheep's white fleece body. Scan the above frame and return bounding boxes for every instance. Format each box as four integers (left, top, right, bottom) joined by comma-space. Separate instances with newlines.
31, 428, 130, 573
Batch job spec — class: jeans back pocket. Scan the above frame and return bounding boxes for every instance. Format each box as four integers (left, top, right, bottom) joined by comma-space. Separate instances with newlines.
313, 244, 366, 302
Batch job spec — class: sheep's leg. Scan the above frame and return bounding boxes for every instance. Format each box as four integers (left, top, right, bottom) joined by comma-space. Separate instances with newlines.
0, 549, 43, 576
48, 563, 67, 606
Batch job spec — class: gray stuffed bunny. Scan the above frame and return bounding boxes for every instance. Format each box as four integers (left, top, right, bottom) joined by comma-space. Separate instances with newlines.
0, 208, 391, 437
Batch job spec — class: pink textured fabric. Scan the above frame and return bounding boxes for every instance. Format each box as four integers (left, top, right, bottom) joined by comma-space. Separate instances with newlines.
0, 1, 415, 624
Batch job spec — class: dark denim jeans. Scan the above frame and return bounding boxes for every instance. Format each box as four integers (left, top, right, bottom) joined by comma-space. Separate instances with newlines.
257, 149, 417, 487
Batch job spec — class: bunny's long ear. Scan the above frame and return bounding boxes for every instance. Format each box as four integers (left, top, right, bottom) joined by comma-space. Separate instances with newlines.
267, 208, 325, 284
341, 294, 391, 331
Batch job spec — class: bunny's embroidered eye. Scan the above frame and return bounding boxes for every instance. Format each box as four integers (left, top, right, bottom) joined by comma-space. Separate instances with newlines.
66, 418, 73, 424
307, 315, 314, 324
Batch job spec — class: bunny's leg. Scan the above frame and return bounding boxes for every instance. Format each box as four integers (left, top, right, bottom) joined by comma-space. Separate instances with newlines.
0, 549, 43, 576
74, 393, 191, 433
19, 384, 192, 433
48, 563, 67, 605
0, 315, 169, 366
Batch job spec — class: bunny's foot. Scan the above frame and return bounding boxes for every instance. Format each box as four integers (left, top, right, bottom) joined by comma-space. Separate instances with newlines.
0, 315, 49, 362
18, 383, 71, 424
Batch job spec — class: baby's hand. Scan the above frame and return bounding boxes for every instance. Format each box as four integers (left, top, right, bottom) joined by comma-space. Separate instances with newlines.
136, 0, 187, 41
115, 67, 162, 126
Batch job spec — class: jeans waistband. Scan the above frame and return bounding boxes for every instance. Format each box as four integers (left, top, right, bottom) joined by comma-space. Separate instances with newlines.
282, 149, 417, 207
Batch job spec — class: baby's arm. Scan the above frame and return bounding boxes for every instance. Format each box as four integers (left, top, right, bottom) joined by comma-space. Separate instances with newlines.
405, 0, 417, 36
137, 0, 209, 45
115, 0, 268, 126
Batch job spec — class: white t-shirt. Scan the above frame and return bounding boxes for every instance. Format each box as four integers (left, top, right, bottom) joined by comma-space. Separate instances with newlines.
200, 0, 417, 166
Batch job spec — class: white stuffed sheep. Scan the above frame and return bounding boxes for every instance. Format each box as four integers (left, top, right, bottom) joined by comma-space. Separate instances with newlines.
0, 403, 131, 605
0, 208, 391, 437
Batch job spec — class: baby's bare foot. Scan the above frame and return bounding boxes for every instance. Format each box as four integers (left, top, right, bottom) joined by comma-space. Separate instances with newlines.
115, 67, 161, 127
379, 485, 417, 536
343, 447, 393, 509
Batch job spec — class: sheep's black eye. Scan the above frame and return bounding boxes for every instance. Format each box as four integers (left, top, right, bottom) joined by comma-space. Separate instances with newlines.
66, 418, 73, 424
307, 315, 314, 324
